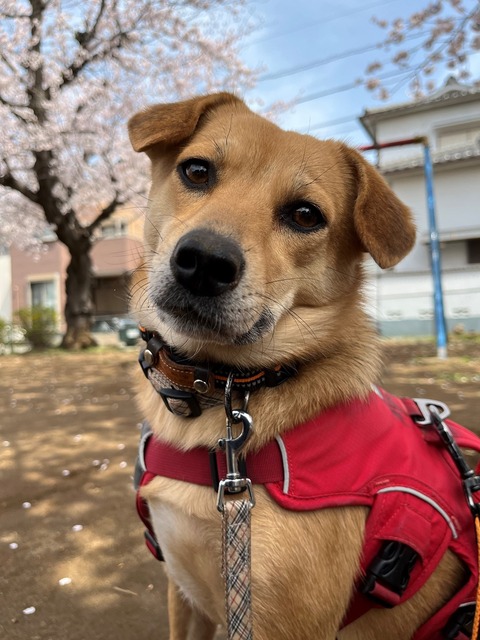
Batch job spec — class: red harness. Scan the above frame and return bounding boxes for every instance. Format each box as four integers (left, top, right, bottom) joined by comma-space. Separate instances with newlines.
135, 388, 480, 639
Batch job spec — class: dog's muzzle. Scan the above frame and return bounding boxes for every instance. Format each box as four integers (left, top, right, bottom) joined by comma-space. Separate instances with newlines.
170, 228, 245, 297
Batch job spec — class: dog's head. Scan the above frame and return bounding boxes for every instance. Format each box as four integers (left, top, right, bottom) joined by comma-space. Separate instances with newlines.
129, 93, 415, 367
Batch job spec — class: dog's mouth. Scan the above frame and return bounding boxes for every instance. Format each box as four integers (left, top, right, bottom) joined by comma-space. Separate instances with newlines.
153, 290, 276, 346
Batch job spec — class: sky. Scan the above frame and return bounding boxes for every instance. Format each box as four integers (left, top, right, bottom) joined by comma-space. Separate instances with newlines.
239, 0, 480, 146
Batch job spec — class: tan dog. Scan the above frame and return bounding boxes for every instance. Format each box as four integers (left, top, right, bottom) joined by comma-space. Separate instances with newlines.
128, 93, 464, 639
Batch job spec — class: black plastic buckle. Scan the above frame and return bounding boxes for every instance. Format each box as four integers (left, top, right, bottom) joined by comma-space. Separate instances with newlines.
442, 602, 475, 639
208, 449, 247, 493
159, 387, 201, 418
144, 529, 164, 562
361, 541, 419, 608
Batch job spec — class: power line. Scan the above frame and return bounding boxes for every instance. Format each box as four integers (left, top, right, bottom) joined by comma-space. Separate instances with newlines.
247, 0, 405, 47
294, 67, 411, 105
258, 26, 457, 83
259, 42, 383, 82
298, 114, 360, 133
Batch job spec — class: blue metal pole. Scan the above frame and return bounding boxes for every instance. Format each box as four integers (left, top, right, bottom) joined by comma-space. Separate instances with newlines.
423, 141, 448, 358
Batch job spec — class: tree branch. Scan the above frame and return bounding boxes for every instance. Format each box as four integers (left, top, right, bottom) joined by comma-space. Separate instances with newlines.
58, 30, 134, 90
0, 10, 30, 18
0, 168, 39, 204
0, 50, 22, 77
74, 0, 107, 48
0, 93, 31, 124
87, 191, 124, 235
57, 0, 139, 91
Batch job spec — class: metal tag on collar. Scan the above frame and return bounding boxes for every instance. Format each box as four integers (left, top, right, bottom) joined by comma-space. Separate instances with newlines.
217, 374, 255, 512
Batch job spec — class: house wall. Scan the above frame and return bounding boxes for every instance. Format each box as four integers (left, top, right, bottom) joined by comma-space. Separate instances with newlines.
0, 251, 12, 322
364, 266, 480, 335
387, 161, 480, 245
91, 236, 143, 277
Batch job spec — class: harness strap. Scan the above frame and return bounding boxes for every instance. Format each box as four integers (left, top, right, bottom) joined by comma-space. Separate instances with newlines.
143, 434, 285, 487
136, 471, 163, 561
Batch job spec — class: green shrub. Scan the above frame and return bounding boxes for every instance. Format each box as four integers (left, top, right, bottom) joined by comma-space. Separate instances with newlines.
16, 306, 57, 349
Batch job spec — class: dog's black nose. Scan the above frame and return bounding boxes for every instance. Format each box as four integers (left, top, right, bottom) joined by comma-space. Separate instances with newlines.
170, 228, 245, 297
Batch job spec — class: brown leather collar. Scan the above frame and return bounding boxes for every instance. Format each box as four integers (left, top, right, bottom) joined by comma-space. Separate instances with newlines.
139, 327, 294, 409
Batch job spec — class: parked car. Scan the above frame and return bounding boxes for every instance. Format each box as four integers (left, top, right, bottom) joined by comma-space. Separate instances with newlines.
91, 316, 140, 346
91, 318, 119, 346
117, 319, 140, 346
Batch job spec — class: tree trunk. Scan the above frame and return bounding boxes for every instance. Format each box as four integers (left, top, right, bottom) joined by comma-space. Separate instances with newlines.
61, 243, 97, 349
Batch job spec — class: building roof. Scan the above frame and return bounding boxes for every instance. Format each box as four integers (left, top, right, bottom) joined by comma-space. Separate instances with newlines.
360, 76, 480, 141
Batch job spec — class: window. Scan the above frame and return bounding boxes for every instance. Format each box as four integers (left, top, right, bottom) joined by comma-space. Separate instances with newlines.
467, 239, 480, 264
31, 280, 56, 309
100, 220, 127, 238
437, 123, 480, 151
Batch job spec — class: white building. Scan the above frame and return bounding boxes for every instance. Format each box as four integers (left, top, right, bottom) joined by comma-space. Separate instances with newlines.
360, 77, 480, 336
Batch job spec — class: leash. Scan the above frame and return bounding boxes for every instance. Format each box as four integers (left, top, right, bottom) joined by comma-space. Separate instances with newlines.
217, 374, 255, 640
426, 405, 480, 640
474, 515, 480, 640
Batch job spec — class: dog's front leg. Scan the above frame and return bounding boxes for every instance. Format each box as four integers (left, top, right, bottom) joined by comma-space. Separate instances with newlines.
167, 578, 217, 640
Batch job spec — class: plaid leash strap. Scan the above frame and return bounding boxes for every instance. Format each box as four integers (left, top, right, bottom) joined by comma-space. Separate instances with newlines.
222, 499, 254, 640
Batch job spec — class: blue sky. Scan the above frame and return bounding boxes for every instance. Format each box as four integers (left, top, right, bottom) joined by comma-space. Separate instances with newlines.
240, 0, 480, 146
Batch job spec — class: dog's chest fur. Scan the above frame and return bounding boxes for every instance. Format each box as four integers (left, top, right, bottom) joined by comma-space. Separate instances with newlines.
146, 482, 225, 618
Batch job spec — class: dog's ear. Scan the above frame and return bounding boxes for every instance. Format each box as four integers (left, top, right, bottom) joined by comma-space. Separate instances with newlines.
342, 146, 416, 269
128, 92, 242, 154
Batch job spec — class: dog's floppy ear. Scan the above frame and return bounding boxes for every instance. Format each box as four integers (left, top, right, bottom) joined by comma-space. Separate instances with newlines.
343, 146, 416, 269
128, 92, 242, 153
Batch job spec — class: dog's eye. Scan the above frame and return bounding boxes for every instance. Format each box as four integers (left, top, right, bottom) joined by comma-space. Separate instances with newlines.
179, 159, 211, 188
280, 201, 327, 233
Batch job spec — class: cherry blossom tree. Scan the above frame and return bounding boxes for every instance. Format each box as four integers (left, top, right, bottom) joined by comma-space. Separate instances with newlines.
364, 0, 480, 100
0, 0, 255, 348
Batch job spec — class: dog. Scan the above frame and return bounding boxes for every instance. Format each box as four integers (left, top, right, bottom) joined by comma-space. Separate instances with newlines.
127, 93, 474, 639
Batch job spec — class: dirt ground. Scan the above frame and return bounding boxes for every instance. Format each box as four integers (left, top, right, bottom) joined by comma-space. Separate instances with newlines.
1, 338, 480, 640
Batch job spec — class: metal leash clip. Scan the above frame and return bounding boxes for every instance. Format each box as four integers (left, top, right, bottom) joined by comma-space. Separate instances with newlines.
428, 405, 480, 518
412, 397, 451, 426
217, 374, 255, 512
